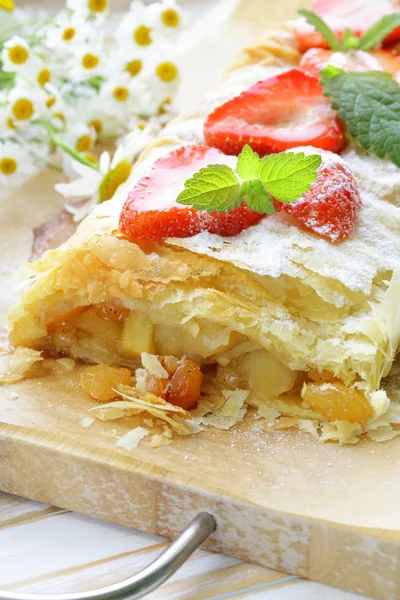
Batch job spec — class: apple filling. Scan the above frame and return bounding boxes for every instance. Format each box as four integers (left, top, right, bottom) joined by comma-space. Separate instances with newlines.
44, 304, 373, 426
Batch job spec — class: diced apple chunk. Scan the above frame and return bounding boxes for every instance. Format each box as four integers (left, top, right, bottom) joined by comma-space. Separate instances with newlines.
239, 349, 297, 400
120, 311, 155, 356
75, 308, 123, 340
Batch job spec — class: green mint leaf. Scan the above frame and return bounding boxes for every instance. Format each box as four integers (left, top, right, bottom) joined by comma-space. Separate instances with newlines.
259, 151, 322, 203
298, 9, 342, 51
321, 69, 400, 166
239, 180, 276, 214
358, 13, 400, 51
177, 164, 241, 213
343, 27, 360, 50
321, 64, 343, 79
236, 144, 260, 181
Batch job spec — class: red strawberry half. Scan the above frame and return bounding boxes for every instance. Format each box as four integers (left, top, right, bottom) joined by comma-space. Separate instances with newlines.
300, 47, 400, 80
204, 69, 346, 157
295, 0, 400, 53
119, 145, 264, 242
276, 151, 361, 243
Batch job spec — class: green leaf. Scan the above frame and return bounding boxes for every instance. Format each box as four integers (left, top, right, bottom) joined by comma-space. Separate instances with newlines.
259, 151, 322, 203
236, 144, 260, 181
239, 180, 276, 214
177, 164, 241, 213
321, 69, 400, 166
298, 9, 342, 51
321, 64, 343, 79
358, 13, 400, 51
342, 27, 360, 50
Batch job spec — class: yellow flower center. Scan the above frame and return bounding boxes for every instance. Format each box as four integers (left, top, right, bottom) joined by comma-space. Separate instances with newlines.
6, 117, 16, 129
82, 53, 99, 69
8, 45, 29, 65
88, 0, 107, 12
157, 96, 172, 115
156, 61, 178, 82
0, 0, 15, 11
37, 68, 51, 87
12, 98, 34, 120
113, 86, 129, 102
0, 157, 17, 175
137, 123, 146, 130
84, 152, 98, 165
161, 8, 179, 27
46, 96, 56, 108
125, 59, 142, 77
134, 25, 152, 46
54, 112, 65, 124
99, 160, 132, 203
89, 119, 102, 134
62, 27, 76, 41
76, 135, 93, 152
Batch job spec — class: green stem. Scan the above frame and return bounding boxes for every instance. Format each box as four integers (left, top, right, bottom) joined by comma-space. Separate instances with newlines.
43, 122, 100, 171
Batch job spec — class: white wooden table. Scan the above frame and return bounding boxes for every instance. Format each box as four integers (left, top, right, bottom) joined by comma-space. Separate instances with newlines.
0, 491, 366, 600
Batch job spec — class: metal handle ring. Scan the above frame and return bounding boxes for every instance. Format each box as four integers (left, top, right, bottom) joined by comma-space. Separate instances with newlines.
0, 512, 216, 600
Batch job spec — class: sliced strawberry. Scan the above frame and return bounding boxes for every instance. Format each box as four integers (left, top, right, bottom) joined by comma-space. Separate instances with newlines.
119, 144, 264, 242
202, 203, 264, 237
295, 0, 400, 53
276, 152, 361, 243
204, 69, 346, 157
300, 47, 400, 79
294, 24, 330, 54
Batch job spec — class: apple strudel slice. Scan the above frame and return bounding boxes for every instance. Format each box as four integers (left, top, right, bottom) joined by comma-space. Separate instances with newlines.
6, 18, 400, 445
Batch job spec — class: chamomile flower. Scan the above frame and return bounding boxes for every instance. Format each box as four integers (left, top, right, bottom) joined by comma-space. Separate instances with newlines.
1, 36, 39, 74
136, 48, 181, 115
115, 10, 160, 55
99, 73, 141, 117
151, 0, 189, 37
62, 122, 97, 153
0, 141, 37, 188
45, 13, 93, 53
69, 42, 106, 80
55, 124, 155, 220
6, 85, 46, 127
67, 0, 109, 22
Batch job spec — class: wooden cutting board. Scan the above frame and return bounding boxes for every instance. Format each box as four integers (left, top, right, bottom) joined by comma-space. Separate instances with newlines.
2, 1, 400, 599
1, 362, 400, 600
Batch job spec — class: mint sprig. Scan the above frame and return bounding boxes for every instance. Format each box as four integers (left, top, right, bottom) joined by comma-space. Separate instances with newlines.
298, 9, 400, 52
177, 145, 322, 215
321, 66, 400, 166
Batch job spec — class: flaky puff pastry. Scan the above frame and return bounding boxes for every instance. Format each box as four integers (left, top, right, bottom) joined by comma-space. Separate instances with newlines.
7, 23, 400, 430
